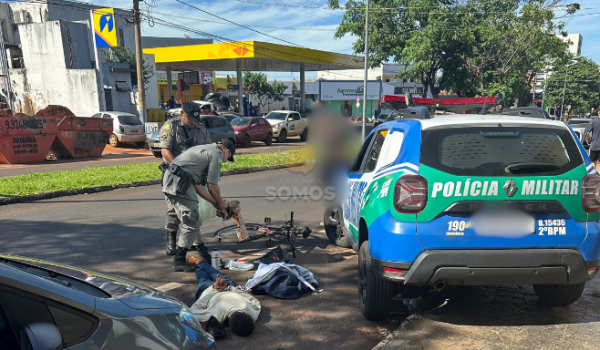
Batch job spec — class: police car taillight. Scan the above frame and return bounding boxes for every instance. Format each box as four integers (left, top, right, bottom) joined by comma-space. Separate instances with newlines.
582, 174, 600, 213
394, 175, 428, 213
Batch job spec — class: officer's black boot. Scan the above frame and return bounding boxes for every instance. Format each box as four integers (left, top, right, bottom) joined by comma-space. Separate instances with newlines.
166, 231, 177, 256
196, 243, 212, 262
172, 247, 196, 272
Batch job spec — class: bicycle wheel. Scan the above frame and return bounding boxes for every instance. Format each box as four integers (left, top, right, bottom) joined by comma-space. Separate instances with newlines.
213, 223, 268, 243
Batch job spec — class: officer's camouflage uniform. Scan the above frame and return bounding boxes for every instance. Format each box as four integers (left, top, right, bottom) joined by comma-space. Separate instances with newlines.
160, 118, 211, 250
162, 144, 222, 251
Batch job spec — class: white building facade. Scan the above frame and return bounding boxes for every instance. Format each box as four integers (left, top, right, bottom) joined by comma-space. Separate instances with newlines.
0, 0, 158, 116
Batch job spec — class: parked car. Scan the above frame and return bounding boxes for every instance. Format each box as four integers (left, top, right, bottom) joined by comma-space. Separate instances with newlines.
148, 115, 236, 158
167, 101, 215, 119
219, 113, 241, 123
93, 112, 146, 148
326, 107, 600, 321
231, 117, 273, 147
0, 254, 215, 349
264, 110, 308, 143
568, 118, 594, 147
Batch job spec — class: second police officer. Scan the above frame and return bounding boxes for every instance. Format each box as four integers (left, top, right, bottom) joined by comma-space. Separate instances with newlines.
159, 101, 211, 256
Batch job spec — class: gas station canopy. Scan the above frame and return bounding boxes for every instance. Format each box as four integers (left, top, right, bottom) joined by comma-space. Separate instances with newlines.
143, 41, 364, 72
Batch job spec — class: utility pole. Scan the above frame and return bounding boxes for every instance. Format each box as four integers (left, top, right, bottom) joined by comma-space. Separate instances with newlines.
541, 69, 548, 109
133, 0, 146, 123
559, 61, 569, 120
531, 71, 536, 106
361, 0, 369, 141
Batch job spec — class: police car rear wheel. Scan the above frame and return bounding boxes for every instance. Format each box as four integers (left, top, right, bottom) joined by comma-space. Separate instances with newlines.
359, 242, 393, 320
533, 283, 585, 306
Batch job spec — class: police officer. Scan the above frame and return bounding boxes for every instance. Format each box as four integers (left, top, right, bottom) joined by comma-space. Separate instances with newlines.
162, 140, 236, 272
160, 101, 211, 256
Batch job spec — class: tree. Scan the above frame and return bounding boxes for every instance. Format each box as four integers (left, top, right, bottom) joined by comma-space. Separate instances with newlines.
464, 0, 577, 105
543, 57, 600, 115
269, 81, 287, 103
329, 0, 578, 103
103, 47, 154, 89
243, 72, 288, 108
329, 0, 474, 97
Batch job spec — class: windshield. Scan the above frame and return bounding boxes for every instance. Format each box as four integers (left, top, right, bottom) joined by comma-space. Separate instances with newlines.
0, 257, 110, 298
266, 112, 287, 120
421, 126, 582, 176
118, 115, 142, 126
231, 118, 251, 126
568, 119, 591, 125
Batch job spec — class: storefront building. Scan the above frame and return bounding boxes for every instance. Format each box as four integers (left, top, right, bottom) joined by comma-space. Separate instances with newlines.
319, 81, 382, 118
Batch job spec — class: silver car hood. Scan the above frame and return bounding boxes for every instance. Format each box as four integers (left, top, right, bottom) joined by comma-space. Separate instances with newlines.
0, 256, 181, 310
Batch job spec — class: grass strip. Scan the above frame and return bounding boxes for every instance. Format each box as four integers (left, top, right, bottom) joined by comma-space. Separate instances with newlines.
0, 149, 304, 197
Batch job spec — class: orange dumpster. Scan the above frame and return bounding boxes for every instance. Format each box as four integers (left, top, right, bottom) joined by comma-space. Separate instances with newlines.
53, 117, 113, 158
0, 116, 58, 164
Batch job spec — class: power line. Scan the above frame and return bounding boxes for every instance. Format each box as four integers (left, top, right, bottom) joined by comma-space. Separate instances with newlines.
149, 15, 364, 79
149, 12, 337, 31
270, 0, 340, 24
283, 0, 344, 19
229, 0, 596, 13
173, 0, 305, 47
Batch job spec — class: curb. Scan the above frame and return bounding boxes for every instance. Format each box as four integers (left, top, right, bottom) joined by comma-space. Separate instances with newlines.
371, 314, 420, 350
0, 163, 304, 206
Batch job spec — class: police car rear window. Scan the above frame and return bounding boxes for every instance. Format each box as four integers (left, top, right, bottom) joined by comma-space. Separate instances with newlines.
420, 126, 582, 176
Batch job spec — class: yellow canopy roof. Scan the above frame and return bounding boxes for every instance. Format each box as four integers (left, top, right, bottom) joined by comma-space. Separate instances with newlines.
143, 41, 363, 72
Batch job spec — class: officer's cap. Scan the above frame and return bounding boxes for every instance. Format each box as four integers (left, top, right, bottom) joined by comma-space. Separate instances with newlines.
182, 101, 201, 122
219, 139, 235, 162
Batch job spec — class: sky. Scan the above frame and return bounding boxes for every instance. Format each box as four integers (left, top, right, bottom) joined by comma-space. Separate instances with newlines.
93, 0, 599, 81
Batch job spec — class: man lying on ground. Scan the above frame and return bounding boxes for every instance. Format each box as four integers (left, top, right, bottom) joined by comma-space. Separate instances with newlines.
187, 257, 261, 337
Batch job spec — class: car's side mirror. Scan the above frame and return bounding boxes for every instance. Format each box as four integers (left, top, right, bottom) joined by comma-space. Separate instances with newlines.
287, 117, 294, 121
22, 323, 62, 350
251, 124, 257, 127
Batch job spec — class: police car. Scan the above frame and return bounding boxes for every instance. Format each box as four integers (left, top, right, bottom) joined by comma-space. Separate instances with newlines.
325, 103, 600, 320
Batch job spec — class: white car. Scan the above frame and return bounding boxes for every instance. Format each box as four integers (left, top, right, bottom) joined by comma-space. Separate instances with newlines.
93, 111, 146, 147
167, 101, 215, 118
264, 110, 308, 143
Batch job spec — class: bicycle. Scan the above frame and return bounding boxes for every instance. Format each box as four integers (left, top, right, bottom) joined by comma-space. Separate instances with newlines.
213, 211, 312, 258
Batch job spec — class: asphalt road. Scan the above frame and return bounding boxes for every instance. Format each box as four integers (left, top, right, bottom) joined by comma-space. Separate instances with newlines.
0, 168, 401, 350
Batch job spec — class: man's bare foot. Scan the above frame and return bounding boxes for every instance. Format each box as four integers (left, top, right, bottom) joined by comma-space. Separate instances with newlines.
186, 256, 205, 266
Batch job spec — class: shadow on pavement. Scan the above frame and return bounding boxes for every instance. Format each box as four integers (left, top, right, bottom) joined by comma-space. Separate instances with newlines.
0, 218, 407, 350
418, 283, 600, 327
